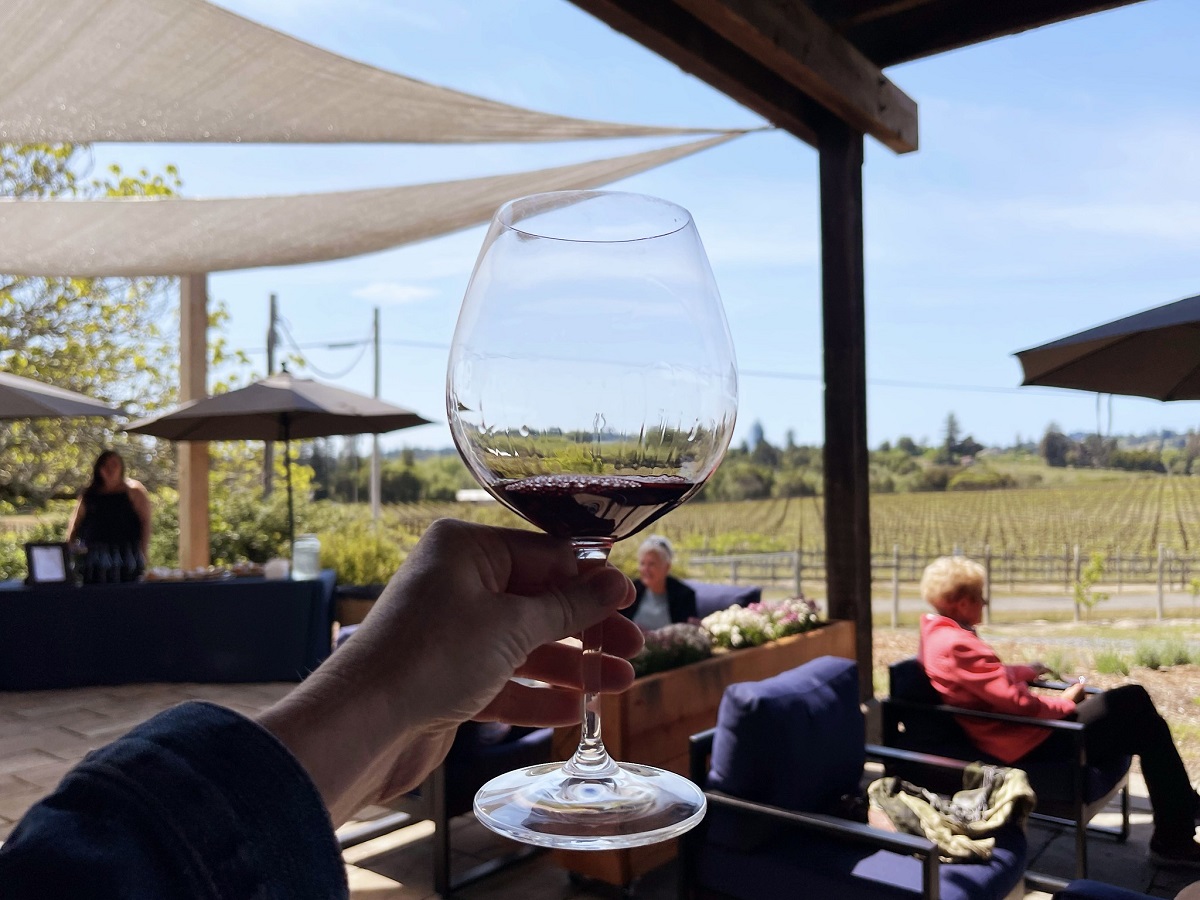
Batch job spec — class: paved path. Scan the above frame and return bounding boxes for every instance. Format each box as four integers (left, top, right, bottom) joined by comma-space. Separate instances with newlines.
871, 589, 1200, 620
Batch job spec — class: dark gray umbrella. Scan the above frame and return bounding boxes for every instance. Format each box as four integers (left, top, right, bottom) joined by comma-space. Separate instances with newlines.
0, 371, 125, 418
1015, 294, 1200, 401
125, 371, 432, 545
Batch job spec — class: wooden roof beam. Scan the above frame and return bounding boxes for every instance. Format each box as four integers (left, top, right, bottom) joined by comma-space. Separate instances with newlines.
570, 0, 833, 148
672, 0, 917, 153
846, 0, 1151, 67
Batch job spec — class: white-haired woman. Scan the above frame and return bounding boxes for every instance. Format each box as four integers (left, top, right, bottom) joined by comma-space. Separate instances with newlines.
920, 555, 1200, 868
622, 535, 697, 631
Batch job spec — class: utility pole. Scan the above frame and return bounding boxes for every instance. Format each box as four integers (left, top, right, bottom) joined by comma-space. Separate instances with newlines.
263, 293, 278, 497
370, 306, 382, 521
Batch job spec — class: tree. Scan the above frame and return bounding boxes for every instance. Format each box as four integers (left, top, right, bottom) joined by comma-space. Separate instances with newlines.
0, 145, 181, 506
748, 420, 765, 451
957, 435, 984, 458
1040, 424, 1072, 468
750, 434, 781, 467
1073, 552, 1110, 621
937, 412, 961, 464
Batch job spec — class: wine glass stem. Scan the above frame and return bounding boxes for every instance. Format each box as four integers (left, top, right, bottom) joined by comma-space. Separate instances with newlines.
564, 539, 619, 779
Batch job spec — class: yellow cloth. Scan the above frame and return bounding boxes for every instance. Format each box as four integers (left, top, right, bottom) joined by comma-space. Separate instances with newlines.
867, 763, 1036, 862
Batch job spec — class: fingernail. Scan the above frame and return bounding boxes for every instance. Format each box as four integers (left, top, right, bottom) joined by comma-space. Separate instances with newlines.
581, 567, 628, 606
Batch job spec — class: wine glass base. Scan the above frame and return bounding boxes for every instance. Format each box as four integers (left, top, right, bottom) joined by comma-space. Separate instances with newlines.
473, 760, 707, 850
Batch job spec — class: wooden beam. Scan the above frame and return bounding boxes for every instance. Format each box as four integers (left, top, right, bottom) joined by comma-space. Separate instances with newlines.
570, 0, 827, 147
846, 0, 1150, 67
818, 118, 873, 701
179, 274, 210, 570
832, 0, 937, 28
674, 0, 917, 153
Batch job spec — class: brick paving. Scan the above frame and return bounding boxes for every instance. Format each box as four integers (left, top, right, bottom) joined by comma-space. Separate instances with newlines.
1, 684, 1197, 898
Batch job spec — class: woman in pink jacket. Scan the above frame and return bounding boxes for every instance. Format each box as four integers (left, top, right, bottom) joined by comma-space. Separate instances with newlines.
919, 555, 1200, 869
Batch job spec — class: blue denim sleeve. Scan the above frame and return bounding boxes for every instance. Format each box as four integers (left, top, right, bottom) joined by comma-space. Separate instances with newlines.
0, 701, 348, 900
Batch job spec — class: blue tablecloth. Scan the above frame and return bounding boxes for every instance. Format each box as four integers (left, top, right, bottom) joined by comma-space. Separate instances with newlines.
0, 571, 336, 690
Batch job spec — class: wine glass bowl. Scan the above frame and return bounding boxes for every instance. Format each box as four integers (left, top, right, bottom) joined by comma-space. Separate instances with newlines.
447, 190, 737, 849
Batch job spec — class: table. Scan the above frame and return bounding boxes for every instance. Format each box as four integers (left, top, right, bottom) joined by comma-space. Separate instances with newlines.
0, 571, 336, 690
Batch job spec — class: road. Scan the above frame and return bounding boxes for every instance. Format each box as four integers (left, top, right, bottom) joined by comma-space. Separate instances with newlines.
869, 589, 1200, 620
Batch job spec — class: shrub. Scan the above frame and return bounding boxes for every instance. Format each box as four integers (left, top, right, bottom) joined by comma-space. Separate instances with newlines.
318, 521, 415, 585
913, 465, 957, 492
1131, 639, 1193, 669
947, 466, 1017, 491
1038, 649, 1076, 680
1094, 648, 1129, 676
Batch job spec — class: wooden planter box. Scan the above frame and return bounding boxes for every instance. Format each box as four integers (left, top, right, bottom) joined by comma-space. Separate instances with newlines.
550, 618, 856, 886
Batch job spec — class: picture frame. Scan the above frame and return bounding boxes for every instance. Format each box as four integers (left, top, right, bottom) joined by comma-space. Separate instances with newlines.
24, 542, 71, 585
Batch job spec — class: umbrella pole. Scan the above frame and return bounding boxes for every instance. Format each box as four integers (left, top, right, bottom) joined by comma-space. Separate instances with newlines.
284, 415, 295, 553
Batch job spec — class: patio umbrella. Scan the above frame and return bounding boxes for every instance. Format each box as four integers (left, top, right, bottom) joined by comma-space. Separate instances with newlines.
1015, 293, 1200, 401
0, 371, 125, 418
125, 371, 432, 546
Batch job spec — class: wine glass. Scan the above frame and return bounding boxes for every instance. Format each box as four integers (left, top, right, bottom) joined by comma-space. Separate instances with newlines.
446, 190, 737, 849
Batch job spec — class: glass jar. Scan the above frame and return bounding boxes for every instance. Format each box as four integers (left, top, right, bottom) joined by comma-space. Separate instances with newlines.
292, 534, 321, 581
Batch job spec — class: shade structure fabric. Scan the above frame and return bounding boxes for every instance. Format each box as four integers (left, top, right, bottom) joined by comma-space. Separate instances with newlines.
1015, 293, 1200, 401
0, 0, 716, 145
0, 134, 739, 277
0, 372, 125, 418
125, 372, 431, 441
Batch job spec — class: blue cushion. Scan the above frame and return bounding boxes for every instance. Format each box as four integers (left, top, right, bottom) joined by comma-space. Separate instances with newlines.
1054, 880, 1156, 900
706, 656, 864, 848
697, 821, 1027, 900
684, 580, 762, 618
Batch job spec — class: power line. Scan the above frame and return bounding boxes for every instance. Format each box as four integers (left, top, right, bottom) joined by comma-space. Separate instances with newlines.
242, 338, 1070, 397
274, 317, 373, 379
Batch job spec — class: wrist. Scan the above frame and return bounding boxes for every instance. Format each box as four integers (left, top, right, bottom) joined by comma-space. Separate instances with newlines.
257, 666, 416, 826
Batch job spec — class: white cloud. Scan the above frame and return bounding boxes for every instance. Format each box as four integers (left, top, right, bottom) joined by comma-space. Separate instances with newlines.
351, 282, 438, 305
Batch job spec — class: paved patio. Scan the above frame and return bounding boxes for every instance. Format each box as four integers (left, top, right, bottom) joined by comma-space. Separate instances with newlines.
1, 682, 1198, 898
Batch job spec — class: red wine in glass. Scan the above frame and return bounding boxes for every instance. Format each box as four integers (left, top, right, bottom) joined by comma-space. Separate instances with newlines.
493, 474, 693, 539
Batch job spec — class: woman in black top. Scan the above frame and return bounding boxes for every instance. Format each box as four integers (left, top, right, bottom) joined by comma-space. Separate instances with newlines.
67, 450, 152, 579
622, 534, 697, 630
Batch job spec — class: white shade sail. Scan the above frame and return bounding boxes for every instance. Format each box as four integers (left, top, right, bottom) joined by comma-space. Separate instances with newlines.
0, 0, 716, 144
0, 134, 740, 276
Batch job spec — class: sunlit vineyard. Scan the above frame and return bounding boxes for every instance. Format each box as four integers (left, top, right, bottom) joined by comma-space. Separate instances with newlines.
381, 473, 1200, 559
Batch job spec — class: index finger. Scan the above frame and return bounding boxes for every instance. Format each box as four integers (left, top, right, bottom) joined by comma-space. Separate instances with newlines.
422, 519, 580, 593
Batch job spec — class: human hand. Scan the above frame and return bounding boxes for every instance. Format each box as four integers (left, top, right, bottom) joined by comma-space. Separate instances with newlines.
258, 519, 640, 825
1063, 679, 1088, 703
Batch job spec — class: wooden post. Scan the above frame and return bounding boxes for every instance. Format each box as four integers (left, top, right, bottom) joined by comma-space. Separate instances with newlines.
884, 544, 896, 628
794, 548, 803, 596
263, 292, 277, 498
983, 543, 992, 626
179, 274, 210, 569
1115, 547, 1122, 593
1157, 543, 1165, 621
818, 117, 872, 700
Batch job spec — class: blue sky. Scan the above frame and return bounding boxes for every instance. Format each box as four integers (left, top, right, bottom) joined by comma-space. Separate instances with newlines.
91, 0, 1200, 451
